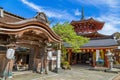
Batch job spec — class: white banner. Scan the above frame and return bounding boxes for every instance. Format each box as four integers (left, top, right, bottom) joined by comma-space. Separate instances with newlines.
96, 50, 100, 61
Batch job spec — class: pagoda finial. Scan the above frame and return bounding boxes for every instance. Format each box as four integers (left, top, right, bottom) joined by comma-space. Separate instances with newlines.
81, 7, 84, 20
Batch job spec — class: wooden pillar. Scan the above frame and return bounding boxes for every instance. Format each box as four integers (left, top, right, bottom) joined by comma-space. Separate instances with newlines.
92, 50, 96, 67
0, 54, 6, 77
29, 48, 34, 70
29, 46, 39, 70
68, 49, 72, 64
32, 46, 39, 72
39, 46, 45, 74
44, 46, 48, 74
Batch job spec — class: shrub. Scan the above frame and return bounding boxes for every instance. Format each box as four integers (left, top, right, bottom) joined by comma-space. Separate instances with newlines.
61, 61, 71, 70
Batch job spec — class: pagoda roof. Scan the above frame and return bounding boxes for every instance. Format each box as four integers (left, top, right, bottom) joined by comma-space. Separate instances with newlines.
71, 18, 105, 32
78, 31, 111, 39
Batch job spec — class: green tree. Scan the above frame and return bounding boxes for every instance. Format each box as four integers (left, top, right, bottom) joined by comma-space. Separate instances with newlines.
113, 32, 120, 45
52, 22, 89, 65
52, 22, 89, 51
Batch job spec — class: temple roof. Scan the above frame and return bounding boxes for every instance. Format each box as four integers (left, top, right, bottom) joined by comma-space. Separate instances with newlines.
81, 38, 118, 48
0, 8, 61, 43
64, 38, 118, 49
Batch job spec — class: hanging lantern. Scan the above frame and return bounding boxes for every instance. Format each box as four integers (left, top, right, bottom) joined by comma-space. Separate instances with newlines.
83, 50, 85, 52
111, 49, 113, 52
87, 49, 89, 52
105, 49, 108, 51
91, 49, 94, 52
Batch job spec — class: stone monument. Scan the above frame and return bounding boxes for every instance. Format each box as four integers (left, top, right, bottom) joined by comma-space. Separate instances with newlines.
105, 50, 120, 73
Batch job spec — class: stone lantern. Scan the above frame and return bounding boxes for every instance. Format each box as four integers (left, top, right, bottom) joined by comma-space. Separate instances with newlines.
106, 50, 114, 70
105, 50, 120, 73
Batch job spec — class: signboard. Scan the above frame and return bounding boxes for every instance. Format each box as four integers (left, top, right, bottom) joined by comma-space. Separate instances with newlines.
6, 48, 15, 60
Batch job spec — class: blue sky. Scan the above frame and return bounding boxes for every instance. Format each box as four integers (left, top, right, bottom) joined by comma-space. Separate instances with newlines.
0, 0, 120, 35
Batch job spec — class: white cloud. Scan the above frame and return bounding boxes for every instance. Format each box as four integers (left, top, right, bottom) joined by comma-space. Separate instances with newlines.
96, 15, 120, 35
98, 23, 118, 35
76, 0, 120, 8
21, 0, 77, 21
74, 9, 81, 16
21, 0, 43, 12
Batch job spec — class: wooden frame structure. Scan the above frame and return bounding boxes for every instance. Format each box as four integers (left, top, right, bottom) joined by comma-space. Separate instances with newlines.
0, 8, 61, 76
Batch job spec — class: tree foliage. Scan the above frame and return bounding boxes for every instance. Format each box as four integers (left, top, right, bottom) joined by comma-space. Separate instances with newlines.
113, 32, 120, 45
52, 22, 89, 51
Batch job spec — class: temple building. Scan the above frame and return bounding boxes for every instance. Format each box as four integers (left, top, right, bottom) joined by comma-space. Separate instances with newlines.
67, 9, 119, 67
0, 7, 61, 77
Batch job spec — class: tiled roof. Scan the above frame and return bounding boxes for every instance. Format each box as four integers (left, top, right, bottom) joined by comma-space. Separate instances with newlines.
81, 39, 118, 48
0, 10, 25, 23
63, 42, 72, 48
6, 18, 49, 26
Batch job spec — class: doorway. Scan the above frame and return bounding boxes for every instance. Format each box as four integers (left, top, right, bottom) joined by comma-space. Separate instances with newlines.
14, 48, 30, 71
71, 52, 93, 65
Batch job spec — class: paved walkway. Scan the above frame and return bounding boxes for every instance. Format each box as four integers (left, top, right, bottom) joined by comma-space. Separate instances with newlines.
11, 65, 120, 80
112, 74, 120, 80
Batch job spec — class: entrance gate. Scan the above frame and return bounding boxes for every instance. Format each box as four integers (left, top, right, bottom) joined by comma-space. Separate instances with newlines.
0, 12, 61, 77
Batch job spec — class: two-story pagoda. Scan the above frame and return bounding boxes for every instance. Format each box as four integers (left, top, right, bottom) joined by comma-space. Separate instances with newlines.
67, 9, 118, 67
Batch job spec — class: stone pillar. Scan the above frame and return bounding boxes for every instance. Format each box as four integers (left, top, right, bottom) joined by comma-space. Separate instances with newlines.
56, 49, 61, 73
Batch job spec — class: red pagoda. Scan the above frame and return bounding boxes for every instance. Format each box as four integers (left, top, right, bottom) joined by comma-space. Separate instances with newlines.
66, 8, 119, 67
